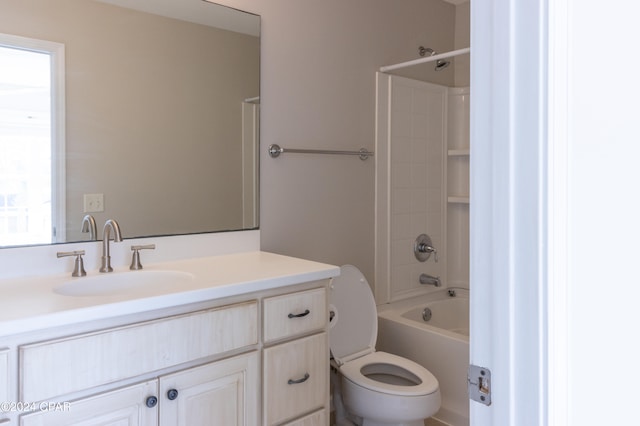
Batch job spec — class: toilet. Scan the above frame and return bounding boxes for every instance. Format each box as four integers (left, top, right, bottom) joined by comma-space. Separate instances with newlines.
329, 265, 441, 426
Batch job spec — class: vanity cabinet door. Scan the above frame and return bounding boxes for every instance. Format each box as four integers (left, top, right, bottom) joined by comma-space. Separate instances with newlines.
263, 333, 328, 425
159, 351, 259, 426
20, 380, 158, 426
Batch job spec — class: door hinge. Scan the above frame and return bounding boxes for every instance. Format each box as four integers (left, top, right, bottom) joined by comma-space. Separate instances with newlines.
468, 364, 492, 406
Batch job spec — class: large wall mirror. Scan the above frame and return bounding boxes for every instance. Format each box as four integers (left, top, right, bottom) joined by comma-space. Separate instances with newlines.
0, 0, 260, 248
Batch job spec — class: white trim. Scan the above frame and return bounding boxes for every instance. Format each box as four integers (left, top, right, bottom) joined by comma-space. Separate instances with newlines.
546, 0, 570, 424
470, 0, 548, 424
51, 43, 66, 243
0, 33, 66, 243
374, 72, 392, 304
469, 0, 512, 423
241, 101, 259, 229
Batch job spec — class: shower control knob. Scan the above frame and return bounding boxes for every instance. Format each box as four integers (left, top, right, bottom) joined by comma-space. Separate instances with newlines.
414, 234, 438, 262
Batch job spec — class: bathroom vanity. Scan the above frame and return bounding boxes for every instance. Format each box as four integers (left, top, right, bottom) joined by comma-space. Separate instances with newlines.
0, 251, 339, 426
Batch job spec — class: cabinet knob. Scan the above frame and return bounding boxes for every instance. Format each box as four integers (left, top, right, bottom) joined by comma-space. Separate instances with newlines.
167, 388, 179, 400
145, 396, 158, 408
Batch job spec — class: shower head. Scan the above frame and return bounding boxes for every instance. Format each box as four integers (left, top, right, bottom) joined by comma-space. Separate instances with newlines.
418, 46, 451, 71
435, 59, 450, 71
418, 46, 436, 57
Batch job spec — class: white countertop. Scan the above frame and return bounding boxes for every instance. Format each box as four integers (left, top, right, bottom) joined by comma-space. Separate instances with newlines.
0, 251, 340, 336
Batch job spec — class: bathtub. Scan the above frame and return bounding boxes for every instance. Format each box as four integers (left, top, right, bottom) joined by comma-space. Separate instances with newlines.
377, 288, 469, 426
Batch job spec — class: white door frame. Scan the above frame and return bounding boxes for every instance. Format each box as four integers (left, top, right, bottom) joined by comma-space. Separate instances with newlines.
470, 0, 566, 424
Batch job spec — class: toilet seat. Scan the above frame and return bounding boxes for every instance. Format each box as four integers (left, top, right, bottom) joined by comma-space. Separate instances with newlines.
330, 265, 439, 396
340, 351, 439, 397
330, 265, 441, 424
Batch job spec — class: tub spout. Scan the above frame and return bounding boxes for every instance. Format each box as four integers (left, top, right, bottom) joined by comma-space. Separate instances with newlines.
419, 273, 441, 287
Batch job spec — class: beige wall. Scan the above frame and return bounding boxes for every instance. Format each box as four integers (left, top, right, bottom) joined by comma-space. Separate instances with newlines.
1, 0, 461, 287
215, 0, 457, 285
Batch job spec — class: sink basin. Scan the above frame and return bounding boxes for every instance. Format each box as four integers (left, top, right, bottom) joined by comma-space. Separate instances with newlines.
54, 270, 195, 297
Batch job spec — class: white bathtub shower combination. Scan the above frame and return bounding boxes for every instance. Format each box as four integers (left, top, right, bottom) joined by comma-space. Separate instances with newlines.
374, 59, 470, 426
377, 289, 469, 426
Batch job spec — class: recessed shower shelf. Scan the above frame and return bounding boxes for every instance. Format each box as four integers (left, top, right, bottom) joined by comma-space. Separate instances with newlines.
447, 196, 470, 204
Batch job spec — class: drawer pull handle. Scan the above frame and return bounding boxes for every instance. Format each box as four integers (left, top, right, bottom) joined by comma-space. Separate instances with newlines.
288, 309, 310, 319
288, 373, 310, 385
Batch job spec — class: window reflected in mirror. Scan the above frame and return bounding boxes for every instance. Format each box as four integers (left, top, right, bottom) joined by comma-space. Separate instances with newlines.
0, 36, 65, 246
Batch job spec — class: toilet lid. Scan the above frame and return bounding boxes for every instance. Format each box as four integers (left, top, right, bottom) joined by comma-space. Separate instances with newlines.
329, 265, 377, 365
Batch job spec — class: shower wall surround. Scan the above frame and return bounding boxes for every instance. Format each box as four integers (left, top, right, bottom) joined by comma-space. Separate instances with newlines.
375, 73, 470, 304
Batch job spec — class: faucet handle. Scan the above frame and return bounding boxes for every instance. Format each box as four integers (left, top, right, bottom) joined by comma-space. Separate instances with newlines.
414, 234, 439, 263
57, 250, 87, 277
130, 244, 156, 270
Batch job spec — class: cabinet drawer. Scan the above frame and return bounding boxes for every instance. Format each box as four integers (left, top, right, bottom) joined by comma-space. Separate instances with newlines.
0, 348, 8, 405
282, 409, 327, 426
263, 287, 326, 342
20, 301, 257, 402
263, 333, 328, 425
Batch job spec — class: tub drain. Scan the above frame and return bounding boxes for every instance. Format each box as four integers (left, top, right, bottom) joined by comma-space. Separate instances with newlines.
422, 307, 432, 322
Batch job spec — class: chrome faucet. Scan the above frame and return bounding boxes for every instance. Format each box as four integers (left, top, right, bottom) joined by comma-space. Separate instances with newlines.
414, 234, 439, 262
81, 214, 97, 241
419, 273, 441, 287
100, 219, 123, 273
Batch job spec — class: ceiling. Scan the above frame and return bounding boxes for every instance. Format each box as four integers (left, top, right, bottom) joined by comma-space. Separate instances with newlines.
95, 0, 259, 36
